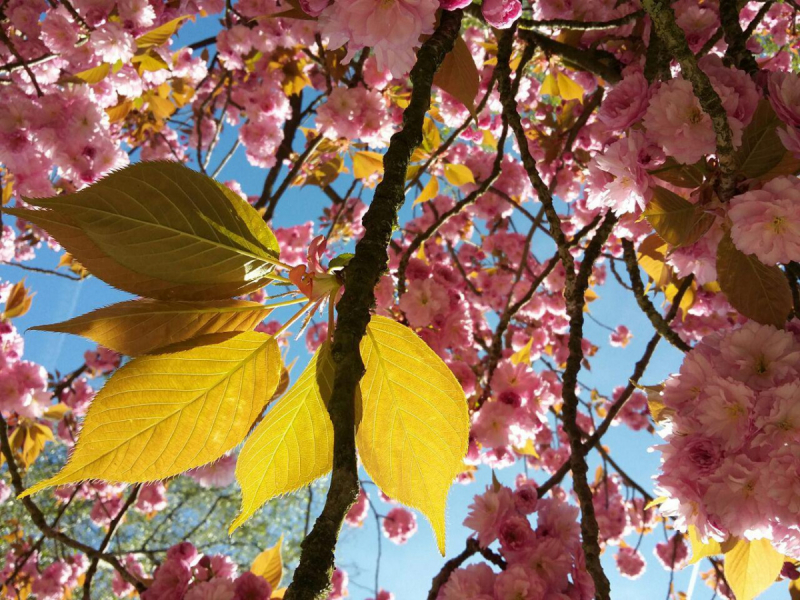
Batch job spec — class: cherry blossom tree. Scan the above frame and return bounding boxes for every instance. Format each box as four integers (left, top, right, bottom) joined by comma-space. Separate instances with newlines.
1, 0, 800, 599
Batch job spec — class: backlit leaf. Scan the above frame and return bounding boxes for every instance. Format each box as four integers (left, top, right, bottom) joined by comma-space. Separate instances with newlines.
688, 526, 731, 564
724, 538, 784, 600
541, 73, 559, 97
644, 496, 667, 511
433, 37, 480, 115
105, 100, 133, 123
737, 100, 787, 179
352, 151, 384, 180
231, 344, 335, 533
21, 333, 281, 496
444, 164, 475, 187
357, 316, 469, 555
72, 63, 110, 84
132, 51, 170, 73
649, 158, 706, 188
2, 280, 33, 320
413, 177, 439, 206
643, 187, 715, 247
717, 232, 792, 327
4, 207, 270, 301
24, 162, 281, 291
556, 72, 584, 102
251, 536, 283, 589
135, 16, 189, 48
33, 299, 272, 356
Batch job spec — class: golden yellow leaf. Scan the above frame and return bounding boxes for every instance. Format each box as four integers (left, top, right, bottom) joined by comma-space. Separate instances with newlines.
271, 589, 287, 600
644, 496, 667, 511
42, 403, 71, 421
22, 162, 282, 294
413, 176, 439, 206
688, 526, 724, 564
2, 280, 34, 320
135, 16, 189, 48
540, 73, 559, 97
357, 316, 469, 555
105, 101, 133, 123
231, 344, 335, 533
73, 63, 110, 84
8, 421, 54, 469
352, 151, 384, 180
510, 337, 534, 366
513, 439, 539, 458
34, 299, 272, 356
724, 538, 784, 600
444, 164, 475, 187
643, 187, 715, 248
556, 72, 584, 102
251, 536, 283, 589
132, 51, 170, 73
21, 333, 281, 496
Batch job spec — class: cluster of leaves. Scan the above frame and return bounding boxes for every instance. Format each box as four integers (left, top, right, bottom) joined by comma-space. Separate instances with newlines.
7, 161, 469, 555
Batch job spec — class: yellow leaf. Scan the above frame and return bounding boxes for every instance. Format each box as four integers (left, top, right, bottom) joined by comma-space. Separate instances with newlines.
135, 16, 189, 49
790, 579, 800, 600
3, 207, 271, 301
513, 439, 539, 458
433, 37, 480, 115
688, 526, 724, 564
717, 232, 792, 328
9, 421, 54, 469
511, 337, 534, 366
724, 538, 784, 600
271, 589, 287, 599
132, 51, 170, 73
352, 151, 384, 180
147, 94, 175, 118
637, 234, 672, 289
34, 299, 272, 356
556, 72, 585, 102
105, 101, 133, 123
73, 63, 110, 84
413, 177, 439, 206
19, 162, 282, 297
231, 344, 334, 533
21, 333, 282, 496
644, 496, 667, 511
444, 164, 475, 187
2, 280, 34, 320
251, 536, 283, 590
482, 129, 498, 150
357, 316, 469, 555
541, 73, 559, 97
42, 403, 71, 421
422, 118, 441, 153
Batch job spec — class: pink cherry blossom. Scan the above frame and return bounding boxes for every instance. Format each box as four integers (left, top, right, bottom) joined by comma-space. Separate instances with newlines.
382, 507, 418, 544
615, 546, 646, 579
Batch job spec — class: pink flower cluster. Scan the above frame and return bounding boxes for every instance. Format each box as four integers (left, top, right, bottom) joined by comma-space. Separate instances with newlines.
443, 479, 595, 600
654, 321, 800, 556
142, 542, 273, 600
0, 551, 88, 600
0, 322, 51, 419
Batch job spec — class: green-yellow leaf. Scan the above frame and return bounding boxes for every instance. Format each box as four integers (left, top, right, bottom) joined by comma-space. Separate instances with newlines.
444, 164, 475, 187
511, 337, 534, 366
737, 100, 788, 179
33, 299, 272, 356
3, 207, 270, 301
20, 333, 281, 496
352, 151, 384, 180
717, 232, 792, 327
433, 37, 480, 115
25, 161, 282, 292
231, 344, 335, 533
556, 72, 584, 102
724, 538, 784, 600
135, 16, 189, 49
356, 316, 469, 555
413, 177, 439, 206
643, 187, 715, 247
250, 536, 283, 589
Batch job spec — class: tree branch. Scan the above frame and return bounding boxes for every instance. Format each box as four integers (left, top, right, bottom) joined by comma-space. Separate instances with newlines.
642, 0, 738, 200
283, 10, 464, 600
621, 239, 691, 352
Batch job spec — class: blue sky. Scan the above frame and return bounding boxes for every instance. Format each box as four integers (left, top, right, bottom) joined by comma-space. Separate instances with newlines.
0, 12, 789, 600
